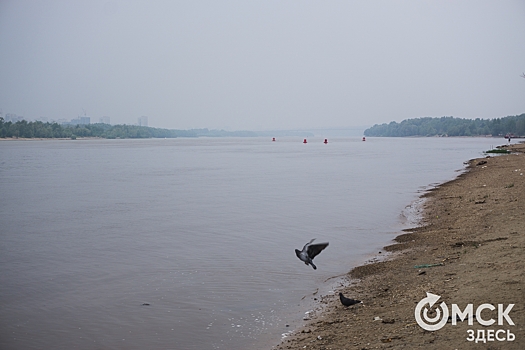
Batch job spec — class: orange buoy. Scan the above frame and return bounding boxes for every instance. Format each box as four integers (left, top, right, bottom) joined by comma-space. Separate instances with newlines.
303, 139, 307, 143
362, 136, 366, 141
324, 139, 328, 144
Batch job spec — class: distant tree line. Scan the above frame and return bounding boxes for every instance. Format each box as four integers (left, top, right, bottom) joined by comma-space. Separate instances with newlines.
364, 114, 525, 137
0, 119, 260, 139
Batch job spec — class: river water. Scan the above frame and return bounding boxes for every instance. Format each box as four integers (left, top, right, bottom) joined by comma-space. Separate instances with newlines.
0, 136, 505, 349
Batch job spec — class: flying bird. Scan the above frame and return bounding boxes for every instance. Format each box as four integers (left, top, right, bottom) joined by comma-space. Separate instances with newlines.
295, 238, 329, 270
339, 292, 362, 307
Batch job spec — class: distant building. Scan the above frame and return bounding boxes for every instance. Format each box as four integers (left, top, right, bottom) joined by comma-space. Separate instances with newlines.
64, 118, 80, 125
99, 116, 110, 124
138, 116, 148, 127
63, 116, 90, 125
4, 113, 24, 122
79, 116, 90, 125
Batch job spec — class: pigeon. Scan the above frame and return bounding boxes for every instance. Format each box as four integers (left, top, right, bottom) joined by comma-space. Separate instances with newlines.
339, 293, 361, 307
295, 239, 329, 270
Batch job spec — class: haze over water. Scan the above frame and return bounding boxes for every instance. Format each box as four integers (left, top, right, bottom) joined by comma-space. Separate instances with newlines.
0, 137, 507, 349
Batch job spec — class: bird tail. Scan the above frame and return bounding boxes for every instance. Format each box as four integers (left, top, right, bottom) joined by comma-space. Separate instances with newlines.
311, 262, 317, 270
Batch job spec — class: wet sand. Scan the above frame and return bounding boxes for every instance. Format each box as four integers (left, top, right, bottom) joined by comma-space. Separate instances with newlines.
275, 142, 524, 349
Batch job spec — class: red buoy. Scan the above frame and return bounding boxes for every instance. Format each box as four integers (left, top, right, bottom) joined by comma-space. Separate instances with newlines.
303, 139, 307, 143
362, 136, 366, 141
324, 139, 328, 144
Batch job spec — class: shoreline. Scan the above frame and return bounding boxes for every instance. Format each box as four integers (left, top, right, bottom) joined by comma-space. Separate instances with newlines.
1, 136, 523, 141
275, 142, 524, 349
0, 137, 103, 141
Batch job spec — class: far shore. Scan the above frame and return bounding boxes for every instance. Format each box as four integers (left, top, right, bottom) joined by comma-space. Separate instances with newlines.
275, 142, 525, 349
0, 137, 104, 141
1, 135, 523, 142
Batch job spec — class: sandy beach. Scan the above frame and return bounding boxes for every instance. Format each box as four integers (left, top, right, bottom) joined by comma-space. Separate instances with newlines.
275, 142, 524, 349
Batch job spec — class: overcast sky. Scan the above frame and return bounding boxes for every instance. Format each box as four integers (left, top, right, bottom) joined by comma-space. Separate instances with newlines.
0, 1, 524, 130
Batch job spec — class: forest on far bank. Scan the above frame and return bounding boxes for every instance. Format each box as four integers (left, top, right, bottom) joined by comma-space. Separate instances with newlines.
364, 113, 525, 137
0, 119, 258, 139
3, 113, 525, 140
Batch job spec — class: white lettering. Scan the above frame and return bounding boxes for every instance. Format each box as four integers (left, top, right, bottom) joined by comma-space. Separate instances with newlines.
498, 304, 515, 326
451, 304, 474, 325
507, 330, 515, 341
475, 329, 487, 343
467, 329, 475, 341
476, 303, 495, 326
495, 329, 506, 341
487, 329, 494, 341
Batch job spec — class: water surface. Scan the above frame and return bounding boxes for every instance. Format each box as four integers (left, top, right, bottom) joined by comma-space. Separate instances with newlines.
0, 136, 505, 349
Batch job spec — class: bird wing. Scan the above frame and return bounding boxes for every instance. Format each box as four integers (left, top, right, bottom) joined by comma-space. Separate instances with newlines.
301, 238, 316, 251
307, 242, 329, 259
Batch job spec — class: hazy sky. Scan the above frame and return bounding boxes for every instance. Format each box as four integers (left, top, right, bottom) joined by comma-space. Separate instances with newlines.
1, 1, 524, 130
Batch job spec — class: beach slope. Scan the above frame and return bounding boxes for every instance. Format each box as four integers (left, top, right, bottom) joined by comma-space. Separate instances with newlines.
276, 143, 524, 349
